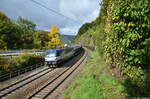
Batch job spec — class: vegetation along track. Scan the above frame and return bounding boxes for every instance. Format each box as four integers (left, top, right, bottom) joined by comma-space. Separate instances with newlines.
28, 48, 88, 99
0, 66, 55, 98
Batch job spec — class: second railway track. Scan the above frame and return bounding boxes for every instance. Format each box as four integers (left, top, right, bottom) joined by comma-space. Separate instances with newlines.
0, 67, 55, 98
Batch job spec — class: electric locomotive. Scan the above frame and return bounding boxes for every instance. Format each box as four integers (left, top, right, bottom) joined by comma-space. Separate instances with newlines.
45, 44, 83, 67
45, 47, 75, 67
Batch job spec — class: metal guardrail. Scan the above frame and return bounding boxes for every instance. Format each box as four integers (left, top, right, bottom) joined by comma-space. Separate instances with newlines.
0, 50, 45, 54
0, 45, 79, 57
0, 62, 44, 82
0, 52, 45, 57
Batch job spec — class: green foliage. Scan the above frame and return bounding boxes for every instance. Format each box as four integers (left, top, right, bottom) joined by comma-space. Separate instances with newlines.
0, 12, 35, 49
0, 54, 44, 74
16, 17, 36, 30
75, 32, 94, 46
33, 30, 49, 49
0, 39, 7, 50
60, 35, 74, 44
76, 23, 92, 37
111, 0, 150, 68
0, 57, 16, 72
0, 12, 57, 50
75, 21, 98, 40
0, 12, 19, 49
75, 0, 150, 96
15, 54, 44, 69
99, 0, 149, 95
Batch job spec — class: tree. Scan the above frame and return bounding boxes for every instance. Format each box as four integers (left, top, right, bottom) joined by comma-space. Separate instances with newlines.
0, 12, 37, 50
51, 26, 59, 33
16, 17, 36, 30
77, 23, 93, 36
16, 17, 36, 49
0, 12, 19, 50
47, 26, 64, 49
34, 30, 49, 49
0, 12, 64, 50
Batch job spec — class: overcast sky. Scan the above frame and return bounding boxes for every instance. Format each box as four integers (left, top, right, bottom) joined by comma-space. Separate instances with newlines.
0, 0, 101, 35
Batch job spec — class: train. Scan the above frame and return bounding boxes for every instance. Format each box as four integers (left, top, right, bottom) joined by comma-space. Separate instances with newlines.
44, 44, 82, 67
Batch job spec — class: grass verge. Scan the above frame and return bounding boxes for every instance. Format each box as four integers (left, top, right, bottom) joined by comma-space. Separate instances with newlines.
63, 50, 126, 99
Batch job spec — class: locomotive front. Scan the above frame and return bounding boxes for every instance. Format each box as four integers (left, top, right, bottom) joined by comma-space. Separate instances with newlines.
45, 50, 58, 66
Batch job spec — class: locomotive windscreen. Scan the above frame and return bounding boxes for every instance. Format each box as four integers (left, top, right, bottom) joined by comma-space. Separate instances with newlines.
45, 50, 56, 57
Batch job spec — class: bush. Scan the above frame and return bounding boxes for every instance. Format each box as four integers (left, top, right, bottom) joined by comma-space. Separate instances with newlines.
0, 54, 44, 74
0, 57, 15, 72
14, 53, 44, 69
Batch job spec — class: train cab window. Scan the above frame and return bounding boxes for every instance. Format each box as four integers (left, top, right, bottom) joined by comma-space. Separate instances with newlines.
45, 50, 56, 57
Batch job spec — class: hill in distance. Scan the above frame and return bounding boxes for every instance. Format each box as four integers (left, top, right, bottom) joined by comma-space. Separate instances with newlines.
60, 35, 75, 44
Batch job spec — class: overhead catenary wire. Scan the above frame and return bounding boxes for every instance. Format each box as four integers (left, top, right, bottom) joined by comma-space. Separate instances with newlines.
30, 0, 79, 24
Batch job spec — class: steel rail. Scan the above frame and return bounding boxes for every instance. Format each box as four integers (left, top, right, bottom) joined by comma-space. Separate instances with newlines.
28, 49, 87, 99
0, 68, 55, 98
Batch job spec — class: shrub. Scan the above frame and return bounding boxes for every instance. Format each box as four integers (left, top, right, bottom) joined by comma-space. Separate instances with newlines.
0, 57, 16, 72
14, 53, 44, 69
0, 54, 44, 74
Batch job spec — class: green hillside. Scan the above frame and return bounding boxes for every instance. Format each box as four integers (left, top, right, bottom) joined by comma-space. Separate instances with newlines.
60, 35, 75, 44
73, 0, 150, 97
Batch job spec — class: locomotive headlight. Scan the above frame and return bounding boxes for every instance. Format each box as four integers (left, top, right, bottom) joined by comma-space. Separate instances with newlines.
45, 57, 57, 61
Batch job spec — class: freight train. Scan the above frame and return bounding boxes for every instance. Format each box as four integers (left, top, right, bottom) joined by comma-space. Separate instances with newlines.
44, 44, 82, 67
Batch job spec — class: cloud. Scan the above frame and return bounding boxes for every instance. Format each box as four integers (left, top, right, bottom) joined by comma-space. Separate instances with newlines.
61, 25, 81, 35
0, 0, 100, 35
60, 0, 99, 21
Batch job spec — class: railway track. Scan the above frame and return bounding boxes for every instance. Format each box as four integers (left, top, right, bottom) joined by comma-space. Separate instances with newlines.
28, 49, 88, 99
0, 67, 55, 98
0, 49, 88, 99
0, 66, 51, 90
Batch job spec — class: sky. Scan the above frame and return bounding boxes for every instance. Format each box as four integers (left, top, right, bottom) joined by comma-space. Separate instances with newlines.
0, 0, 101, 35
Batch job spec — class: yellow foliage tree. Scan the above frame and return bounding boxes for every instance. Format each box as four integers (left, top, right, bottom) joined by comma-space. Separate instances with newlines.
47, 26, 64, 48
51, 26, 59, 33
